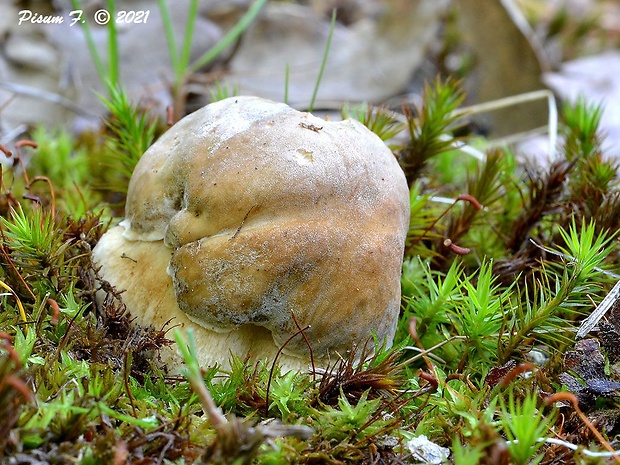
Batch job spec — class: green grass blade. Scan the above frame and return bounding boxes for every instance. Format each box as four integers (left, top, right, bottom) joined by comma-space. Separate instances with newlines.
156, 0, 180, 74
284, 63, 290, 105
188, 0, 269, 74
106, 0, 119, 88
308, 9, 336, 113
70, 0, 107, 90
180, 0, 199, 75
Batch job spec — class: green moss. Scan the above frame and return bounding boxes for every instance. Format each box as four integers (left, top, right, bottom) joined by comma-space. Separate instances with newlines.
1, 80, 619, 463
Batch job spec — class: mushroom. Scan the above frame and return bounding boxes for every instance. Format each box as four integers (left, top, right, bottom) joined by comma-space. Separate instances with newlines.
92, 96, 410, 371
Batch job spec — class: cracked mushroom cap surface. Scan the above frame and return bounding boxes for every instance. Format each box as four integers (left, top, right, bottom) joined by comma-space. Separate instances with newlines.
93, 96, 410, 369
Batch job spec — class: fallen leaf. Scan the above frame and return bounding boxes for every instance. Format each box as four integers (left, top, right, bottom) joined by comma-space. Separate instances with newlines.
222, 0, 450, 106
454, 0, 549, 137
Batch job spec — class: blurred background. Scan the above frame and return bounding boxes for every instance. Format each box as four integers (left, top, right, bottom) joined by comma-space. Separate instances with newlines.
1, 0, 619, 155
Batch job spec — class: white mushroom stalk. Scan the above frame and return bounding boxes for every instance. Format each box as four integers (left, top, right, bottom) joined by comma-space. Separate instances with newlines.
93, 96, 410, 371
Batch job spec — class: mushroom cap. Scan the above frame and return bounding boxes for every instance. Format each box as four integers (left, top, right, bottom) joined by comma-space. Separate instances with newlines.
94, 96, 409, 368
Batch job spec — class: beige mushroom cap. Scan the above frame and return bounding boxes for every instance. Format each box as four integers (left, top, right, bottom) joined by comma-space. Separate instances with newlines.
93, 96, 410, 370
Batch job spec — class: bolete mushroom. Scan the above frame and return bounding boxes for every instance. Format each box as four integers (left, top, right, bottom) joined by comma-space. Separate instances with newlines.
92, 96, 410, 371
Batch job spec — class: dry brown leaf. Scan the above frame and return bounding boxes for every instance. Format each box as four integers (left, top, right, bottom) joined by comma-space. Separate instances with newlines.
455, 0, 549, 137
222, 0, 450, 107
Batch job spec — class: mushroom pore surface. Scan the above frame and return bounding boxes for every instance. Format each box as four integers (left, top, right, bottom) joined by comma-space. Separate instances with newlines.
94, 96, 410, 367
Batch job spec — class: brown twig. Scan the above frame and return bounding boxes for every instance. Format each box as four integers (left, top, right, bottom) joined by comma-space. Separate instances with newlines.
15, 140, 38, 150
407, 194, 482, 254
544, 392, 620, 463
46, 298, 60, 325
0, 145, 12, 158
0, 239, 35, 302
123, 349, 138, 418
408, 318, 434, 372
3, 375, 34, 402
27, 175, 56, 219
443, 238, 471, 255
291, 310, 316, 381
266, 324, 311, 416
499, 363, 536, 387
